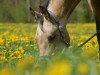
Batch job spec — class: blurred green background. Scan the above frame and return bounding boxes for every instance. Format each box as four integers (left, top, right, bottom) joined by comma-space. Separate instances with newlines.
0, 0, 94, 23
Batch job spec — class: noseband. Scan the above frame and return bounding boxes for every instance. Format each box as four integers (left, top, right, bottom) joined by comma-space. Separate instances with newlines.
49, 11, 70, 47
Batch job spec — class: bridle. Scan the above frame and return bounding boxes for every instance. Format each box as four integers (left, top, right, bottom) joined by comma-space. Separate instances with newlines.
48, 11, 70, 47
39, 7, 70, 47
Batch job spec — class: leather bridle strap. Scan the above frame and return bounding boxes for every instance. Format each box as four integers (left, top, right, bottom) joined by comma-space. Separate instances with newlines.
48, 11, 70, 47
78, 31, 100, 47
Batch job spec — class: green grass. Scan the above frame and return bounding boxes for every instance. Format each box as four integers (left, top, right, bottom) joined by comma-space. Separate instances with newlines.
0, 23, 99, 75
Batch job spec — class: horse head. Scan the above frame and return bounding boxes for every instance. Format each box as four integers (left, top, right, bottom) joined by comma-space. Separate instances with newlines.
30, 6, 70, 56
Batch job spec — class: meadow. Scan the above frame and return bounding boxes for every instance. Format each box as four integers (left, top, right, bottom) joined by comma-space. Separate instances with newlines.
0, 23, 100, 75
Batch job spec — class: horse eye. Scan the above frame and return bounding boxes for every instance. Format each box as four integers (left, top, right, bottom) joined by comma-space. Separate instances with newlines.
48, 34, 55, 42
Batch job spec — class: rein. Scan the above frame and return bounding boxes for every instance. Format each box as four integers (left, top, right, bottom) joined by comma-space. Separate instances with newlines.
78, 31, 100, 47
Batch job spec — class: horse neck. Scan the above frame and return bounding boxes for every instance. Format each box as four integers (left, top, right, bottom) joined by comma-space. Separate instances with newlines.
48, 0, 67, 25
48, 0, 81, 25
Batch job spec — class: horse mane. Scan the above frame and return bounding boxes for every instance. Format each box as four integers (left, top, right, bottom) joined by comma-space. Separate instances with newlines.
38, 0, 51, 31
40, 0, 51, 8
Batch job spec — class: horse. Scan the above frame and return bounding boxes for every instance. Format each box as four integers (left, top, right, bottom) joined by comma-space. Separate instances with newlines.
30, 0, 100, 57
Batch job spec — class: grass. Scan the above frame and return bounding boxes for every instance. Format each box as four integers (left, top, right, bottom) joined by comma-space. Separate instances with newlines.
0, 23, 100, 75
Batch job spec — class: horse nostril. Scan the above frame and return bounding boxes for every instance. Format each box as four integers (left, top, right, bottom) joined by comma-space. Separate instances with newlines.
48, 35, 55, 42
66, 42, 70, 47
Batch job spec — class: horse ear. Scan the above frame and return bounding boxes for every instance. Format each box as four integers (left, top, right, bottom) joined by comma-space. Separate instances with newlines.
39, 6, 50, 19
30, 7, 41, 21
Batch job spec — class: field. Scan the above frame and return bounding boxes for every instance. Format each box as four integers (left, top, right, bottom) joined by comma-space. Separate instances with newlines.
0, 23, 100, 75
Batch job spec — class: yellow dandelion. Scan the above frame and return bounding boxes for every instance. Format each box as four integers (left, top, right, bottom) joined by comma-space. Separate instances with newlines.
45, 60, 72, 75
0, 36, 4, 45
10, 46, 25, 59
16, 46, 25, 54
85, 43, 92, 47
20, 37, 29, 42
82, 48, 98, 57
77, 63, 89, 74
0, 68, 13, 75
10, 35, 19, 42
3, 31, 9, 36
